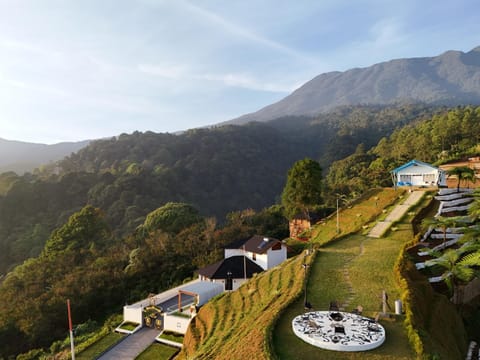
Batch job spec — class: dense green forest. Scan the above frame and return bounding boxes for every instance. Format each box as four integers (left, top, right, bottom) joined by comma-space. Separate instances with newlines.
0, 104, 439, 275
0, 202, 288, 358
326, 105, 480, 194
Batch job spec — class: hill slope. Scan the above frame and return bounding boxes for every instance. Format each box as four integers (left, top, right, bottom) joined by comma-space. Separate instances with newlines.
0, 105, 445, 275
0, 138, 90, 174
231, 46, 480, 124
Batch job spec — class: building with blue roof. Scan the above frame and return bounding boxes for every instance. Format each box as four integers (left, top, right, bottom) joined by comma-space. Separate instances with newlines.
391, 160, 446, 188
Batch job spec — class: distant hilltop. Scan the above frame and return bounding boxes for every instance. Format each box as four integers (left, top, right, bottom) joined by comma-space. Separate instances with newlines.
0, 138, 90, 174
229, 46, 480, 124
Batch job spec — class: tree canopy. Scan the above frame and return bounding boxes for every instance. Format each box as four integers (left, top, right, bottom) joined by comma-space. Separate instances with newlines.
326, 106, 480, 196
281, 158, 323, 220
142, 202, 203, 234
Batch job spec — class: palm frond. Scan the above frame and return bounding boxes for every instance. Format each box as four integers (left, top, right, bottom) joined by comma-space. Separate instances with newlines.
452, 266, 475, 282
458, 251, 480, 267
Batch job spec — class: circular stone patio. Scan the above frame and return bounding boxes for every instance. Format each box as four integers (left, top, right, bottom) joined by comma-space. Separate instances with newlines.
292, 311, 385, 352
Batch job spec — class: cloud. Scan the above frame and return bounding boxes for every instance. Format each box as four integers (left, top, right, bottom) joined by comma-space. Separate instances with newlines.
178, 0, 316, 64
6, 79, 69, 98
369, 18, 407, 48
138, 60, 297, 93
198, 73, 296, 93
138, 63, 189, 79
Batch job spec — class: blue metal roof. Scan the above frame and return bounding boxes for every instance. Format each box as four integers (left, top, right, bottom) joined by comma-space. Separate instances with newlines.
391, 159, 438, 174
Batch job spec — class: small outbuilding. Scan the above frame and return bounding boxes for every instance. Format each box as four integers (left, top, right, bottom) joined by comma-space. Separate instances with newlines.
391, 160, 446, 188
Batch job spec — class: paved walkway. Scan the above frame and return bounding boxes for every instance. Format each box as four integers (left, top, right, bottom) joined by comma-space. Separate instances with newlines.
368, 190, 425, 238
97, 327, 160, 360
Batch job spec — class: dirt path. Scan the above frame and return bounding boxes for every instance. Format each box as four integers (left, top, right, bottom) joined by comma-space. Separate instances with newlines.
339, 238, 365, 311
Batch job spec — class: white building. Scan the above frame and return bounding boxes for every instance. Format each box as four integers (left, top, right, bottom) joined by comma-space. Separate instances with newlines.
198, 235, 288, 291
391, 159, 446, 188
224, 235, 287, 270
121, 279, 223, 329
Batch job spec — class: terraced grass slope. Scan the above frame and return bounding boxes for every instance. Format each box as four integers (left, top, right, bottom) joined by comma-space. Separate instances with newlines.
177, 188, 406, 359
178, 253, 314, 360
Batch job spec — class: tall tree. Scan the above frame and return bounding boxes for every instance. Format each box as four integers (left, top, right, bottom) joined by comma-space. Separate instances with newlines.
447, 166, 475, 192
281, 158, 323, 220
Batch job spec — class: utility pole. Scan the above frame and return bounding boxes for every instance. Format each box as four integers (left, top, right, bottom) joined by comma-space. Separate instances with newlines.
302, 252, 311, 311
336, 197, 340, 234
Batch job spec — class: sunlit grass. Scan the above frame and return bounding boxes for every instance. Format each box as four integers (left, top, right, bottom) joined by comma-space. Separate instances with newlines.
177, 187, 420, 360
177, 254, 311, 360
76, 332, 124, 360
309, 188, 405, 246
272, 189, 419, 360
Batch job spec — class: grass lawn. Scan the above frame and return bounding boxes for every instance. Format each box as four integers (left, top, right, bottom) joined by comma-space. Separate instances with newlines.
308, 188, 405, 246
272, 224, 416, 359
159, 330, 184, 343
76, 332, 124, 360
119, 321, 139, 331
135, 343, 179, 360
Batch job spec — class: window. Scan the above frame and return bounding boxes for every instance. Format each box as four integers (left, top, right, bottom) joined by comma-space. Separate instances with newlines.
423, 174, 435, 183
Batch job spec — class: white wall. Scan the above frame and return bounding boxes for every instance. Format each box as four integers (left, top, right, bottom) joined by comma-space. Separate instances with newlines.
163, 313, 191, 334
224, 248, 244, 258
123, 305, 143, 325
196, 277, 248, 291
252, 252, 268, 270
231, 278, 248, 291
397, 166, 440, 186
225, 245, 287, 270
267, 245, 287, 269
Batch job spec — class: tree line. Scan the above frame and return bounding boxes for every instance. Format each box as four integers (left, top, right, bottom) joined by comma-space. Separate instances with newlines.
326, 106, 480, 195
0, 104, 439, 275
0, 202, 288, 358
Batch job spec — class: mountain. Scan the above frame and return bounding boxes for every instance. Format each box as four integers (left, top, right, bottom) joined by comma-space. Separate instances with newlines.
0, 138, 90, 174
231, 46, 480, 124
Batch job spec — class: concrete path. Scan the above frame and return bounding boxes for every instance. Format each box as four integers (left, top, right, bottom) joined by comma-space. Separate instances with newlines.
97, 327, 160, 360
368, 190, 424, 238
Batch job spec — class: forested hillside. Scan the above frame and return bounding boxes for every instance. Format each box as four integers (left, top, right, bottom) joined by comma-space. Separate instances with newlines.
2, 104, 480, 358
326, 105, 480, 194
0, 104, 437, 275
0, 202, 287, 358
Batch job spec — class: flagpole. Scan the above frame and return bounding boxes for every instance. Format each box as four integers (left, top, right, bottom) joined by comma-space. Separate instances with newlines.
67, 299, 76, 360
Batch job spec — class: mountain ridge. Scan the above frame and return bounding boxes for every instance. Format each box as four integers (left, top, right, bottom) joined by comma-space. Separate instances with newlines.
0, 137, 90, 174
228, 46, 480, 125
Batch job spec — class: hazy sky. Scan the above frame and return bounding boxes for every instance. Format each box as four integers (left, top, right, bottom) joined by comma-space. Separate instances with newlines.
0, 0, 479, 144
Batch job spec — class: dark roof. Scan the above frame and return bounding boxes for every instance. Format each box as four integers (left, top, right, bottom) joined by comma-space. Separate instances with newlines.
224, 235, 282, 254
198, 256, 264, 279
